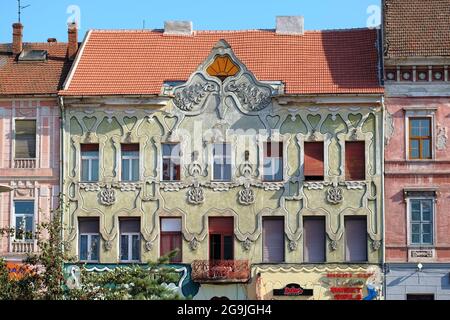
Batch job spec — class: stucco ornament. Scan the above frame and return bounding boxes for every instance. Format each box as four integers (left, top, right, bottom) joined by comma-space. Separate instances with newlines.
242, 239, 252, 251
289, 240, 298, 252
99, 186, 116, 206
372, 240, 381, 251
145, 241, 153, 252
187, 182, 205, 205
436, 126, 448, 150
173, 79, 218, 112
385, 110, 395, 146
330, 240, 338, 251
238, 186, 255, 205
327, 185, 343, 205
226, 76, 272, 112
104, 240, 113, 251
189, 238, 199, 251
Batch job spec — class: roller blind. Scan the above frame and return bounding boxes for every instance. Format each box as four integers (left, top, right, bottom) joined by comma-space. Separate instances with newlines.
345, 142, 365, 181
304, 142, 324, 178
262, 218, 285, 263
345, 217, 367, 262
209, 217, 233, 234
303, 217, 326, 263
15, 120, 36, 158
78, 218, 99, 234
120, 218, 140, 233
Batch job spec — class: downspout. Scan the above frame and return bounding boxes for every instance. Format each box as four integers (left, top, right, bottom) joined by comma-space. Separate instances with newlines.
58, 96, 65, 262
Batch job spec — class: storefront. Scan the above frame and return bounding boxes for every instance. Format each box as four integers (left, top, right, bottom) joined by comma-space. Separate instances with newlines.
249, 264, 383, 300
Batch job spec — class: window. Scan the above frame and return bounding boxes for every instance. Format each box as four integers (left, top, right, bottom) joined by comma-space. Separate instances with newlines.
120, 218, 140, 262
304, 142, 324, 181
345, 217, 367, 262
160, 218, 182, 263
262, 218, 285, 263
15, 120, 36, 159
14, 200, 34, 241
79, 218, 100, 262
409, 118, 432, 160
213, 143, 232, 181
410, 199, 434, 245
345, 141, 365, 181
263, 142, 283, 182
81, 144, 99, 182
303, 217, 326, 263
121, 144, 139, 181
209, 217, 233, 261
162, 144, 181, 181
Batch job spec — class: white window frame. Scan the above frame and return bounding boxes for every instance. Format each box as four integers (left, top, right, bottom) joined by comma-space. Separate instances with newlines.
404, 108, 436, 161
12, 200, 35, 242
80, 146, 99, 182
121, 146, 140, 181
406, 195, 437, 248
79, 233, 100, 262
13, 118, 37, 160
161, 143, 181, 181
120, 232, 141, 263
212, 143, 232, 181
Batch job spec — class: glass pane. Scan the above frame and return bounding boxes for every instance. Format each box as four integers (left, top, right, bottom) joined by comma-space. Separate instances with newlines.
132, 235, 140, 261
25, 216, 33, 240
411, 200, 420, 212
223, 235, 233, 260
162, 144, 172, 156
422, 223, 432, 234
422, 233, 432, 245
421, 201, 433, 221
162, 160, 170, 181
131, 159, 139, 181
263, 158, 274, 180
14, 201, 34, 214
223, 164, 232, 181
411, 234, 420, 244
15, 216, 24, 240
421, 140, 431, 159
411, 223, 420, 233
81, 159, 89, 181
213, 163, 223, 180
161, 218, 182, 232
122, 159, 130, 181
90, 235, 99, 261
121, 235, 129, 261
411, 209, 421, 222
410, 140, 419, 159
274, 158, 283, 181
210, 234, 222, 261
80, 235, 88, 260
91, 159, 99, 181
420, 119, 430, 136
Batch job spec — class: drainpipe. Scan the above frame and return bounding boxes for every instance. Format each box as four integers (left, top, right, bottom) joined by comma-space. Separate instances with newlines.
381, 95, 387, 300
58, 96, 65, 259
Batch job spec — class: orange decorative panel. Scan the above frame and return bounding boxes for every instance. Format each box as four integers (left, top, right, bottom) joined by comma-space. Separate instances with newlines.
206, 55, 239, 80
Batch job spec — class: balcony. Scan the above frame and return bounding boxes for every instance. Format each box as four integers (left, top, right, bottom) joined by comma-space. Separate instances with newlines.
14, 158, 36, 169
11, 241, 36, 254
191, 260, 250, 283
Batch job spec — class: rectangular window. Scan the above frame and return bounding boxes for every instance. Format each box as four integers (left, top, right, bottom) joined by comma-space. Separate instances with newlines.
160, 218, 182, 263
121, 144, 139, 181
262, 218, 285, 263
303, 217, 326, 263
14, 200, 34, 241
263, 142, 283, 182
410, 199, 434, 245
213, 143, 232, 181
79, 218, 100, 262
120, 218, 140, 262
81, 144, 99, 182
345, 217, 367, 262
209, 217, 233, 261
15, 120, 36, 159
409, 118, 432, 160
162, 144, 181, 181
345, 141, 365, 181
304, 142, 324, 181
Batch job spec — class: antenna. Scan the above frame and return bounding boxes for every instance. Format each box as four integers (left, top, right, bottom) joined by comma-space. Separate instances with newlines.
17, 0, 31, 23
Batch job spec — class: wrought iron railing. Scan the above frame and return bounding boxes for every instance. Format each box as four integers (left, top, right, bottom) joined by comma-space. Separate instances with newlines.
191, 260, 250, 283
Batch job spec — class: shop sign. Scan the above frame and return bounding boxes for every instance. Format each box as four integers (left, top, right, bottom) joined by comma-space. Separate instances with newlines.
273, 283, 313, 296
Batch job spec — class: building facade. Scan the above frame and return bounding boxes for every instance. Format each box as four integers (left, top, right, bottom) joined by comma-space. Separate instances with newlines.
383, 0, 450, 300
60, 18, 385, 300
0, 23, 77, 262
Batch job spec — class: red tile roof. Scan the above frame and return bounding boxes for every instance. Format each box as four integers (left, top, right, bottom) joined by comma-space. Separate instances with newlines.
61, 28, 383, 96
384, 0, 450, 58
0, 43, 72, 95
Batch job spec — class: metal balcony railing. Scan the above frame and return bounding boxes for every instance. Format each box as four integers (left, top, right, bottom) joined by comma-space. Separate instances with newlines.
191, 260, 250, 283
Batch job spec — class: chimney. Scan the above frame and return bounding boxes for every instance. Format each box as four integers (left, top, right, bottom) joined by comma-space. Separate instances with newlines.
68, 22, 78, 60
276, 16, 304, 35
12, 23, 23, 55
164, 21, 193, 36
47, 38, 57, 43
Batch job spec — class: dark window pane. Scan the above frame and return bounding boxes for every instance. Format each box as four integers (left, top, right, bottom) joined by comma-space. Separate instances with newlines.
14, 201, 34, 214
412, 234, 420, 244
90, 235, 99, 261
122, 159, 130, 181
132, 235, 140, 261
422, 140, 431, 158
15, 120, 36, 158
223, 235, 233, 260
121, 234, 128, 261
410, 140, 419, 159
210, 234, 222, 261
422, 233, 432, 245
80, 235, 88, 260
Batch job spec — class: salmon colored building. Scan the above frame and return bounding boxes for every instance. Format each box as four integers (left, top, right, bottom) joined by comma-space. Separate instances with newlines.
0, 22, 77, 262
383, 0, 450, 300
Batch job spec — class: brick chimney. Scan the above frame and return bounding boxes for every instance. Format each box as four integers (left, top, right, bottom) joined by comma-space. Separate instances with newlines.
67, 22, 78, 60
12, 23, 23, 55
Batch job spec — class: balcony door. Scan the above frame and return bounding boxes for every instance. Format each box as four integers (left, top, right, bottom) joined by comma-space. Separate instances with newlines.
209, 217, 234, 261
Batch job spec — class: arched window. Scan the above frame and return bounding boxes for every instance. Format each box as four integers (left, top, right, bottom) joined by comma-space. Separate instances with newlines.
206, 55, 239, 81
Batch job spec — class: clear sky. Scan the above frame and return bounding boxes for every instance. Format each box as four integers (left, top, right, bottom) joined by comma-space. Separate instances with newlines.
0, 0, 381, 43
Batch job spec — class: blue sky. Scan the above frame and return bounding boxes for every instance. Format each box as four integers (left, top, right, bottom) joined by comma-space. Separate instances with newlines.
0, 0, 381, 43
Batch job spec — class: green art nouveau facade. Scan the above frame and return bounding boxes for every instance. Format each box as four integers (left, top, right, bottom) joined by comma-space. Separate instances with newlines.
61, 40, 384, 300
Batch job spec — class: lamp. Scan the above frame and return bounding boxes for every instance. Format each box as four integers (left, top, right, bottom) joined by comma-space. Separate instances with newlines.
417, 263, 423, 272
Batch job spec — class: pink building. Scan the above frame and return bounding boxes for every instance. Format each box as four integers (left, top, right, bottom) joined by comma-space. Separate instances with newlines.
383, 0, 450, 300
0, 23, 77, 261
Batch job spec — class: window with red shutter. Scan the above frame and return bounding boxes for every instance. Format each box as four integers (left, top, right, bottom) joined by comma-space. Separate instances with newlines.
345, 141, 365, 181
160, 218, 182, 263
209, 217, 234, 261
304, 142, 324, 181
